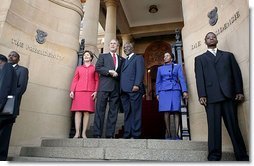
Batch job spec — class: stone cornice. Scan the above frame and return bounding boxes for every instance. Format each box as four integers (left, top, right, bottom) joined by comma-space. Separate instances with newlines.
49, 0, 84, 18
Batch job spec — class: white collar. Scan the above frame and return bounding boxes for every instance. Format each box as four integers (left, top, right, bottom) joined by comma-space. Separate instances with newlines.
208, 48, 217, 52
127, 53, 134, 59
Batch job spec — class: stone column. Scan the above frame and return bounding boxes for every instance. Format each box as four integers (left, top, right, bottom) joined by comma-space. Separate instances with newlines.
121, 34, 132, 58
81, 0, 100, 54
103, 0, 118, 53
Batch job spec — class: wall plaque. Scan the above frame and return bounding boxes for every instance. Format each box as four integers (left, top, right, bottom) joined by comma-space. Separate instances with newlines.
36, 29, 48, 44
208, 7, 218, 26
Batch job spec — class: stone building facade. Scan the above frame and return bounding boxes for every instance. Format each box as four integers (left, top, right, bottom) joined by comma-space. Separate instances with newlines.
0, 0, 249, 155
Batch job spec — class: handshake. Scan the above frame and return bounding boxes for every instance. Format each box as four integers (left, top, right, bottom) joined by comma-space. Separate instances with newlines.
109, 70, 118, 77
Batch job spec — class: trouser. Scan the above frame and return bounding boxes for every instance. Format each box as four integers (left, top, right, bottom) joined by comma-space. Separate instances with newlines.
0, 116, 15, 161
205, 99, 248, 161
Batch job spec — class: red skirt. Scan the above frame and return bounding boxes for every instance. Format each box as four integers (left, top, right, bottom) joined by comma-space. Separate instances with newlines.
71, 91, 95, 112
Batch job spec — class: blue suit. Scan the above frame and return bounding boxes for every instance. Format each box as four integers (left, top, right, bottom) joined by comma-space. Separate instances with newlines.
156, 63, 187, 94
120, 54, 145, 138
156, 63, 187, 112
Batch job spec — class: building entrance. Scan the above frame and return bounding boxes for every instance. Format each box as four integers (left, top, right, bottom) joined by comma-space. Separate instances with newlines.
141, 41, 172, 139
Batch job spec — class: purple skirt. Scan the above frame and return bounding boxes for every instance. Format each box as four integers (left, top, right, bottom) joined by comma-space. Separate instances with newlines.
158, 90, 181, 112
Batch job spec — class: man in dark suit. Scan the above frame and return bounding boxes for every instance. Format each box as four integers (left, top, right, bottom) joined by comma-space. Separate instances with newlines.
0, 51, 28, 160
93, 39, 124, 138
8, 51, 29, 116
0, 54, 17, 161
194, 32, 249, 161
120, 43, 145, 139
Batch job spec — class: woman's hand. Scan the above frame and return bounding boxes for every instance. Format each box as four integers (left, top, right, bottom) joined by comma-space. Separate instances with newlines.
70, 91, 74, 99
183, 92, 188, 99
91, 92, 97, 100
183, 92, 189, 105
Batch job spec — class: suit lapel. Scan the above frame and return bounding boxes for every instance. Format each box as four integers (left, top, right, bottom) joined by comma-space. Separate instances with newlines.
14, 64, 19, 70
205, 51, 216, 61
106, 53, 115, 69
116, 55, 122, 71
122, 54, 135, 71
214, 50, 223, 63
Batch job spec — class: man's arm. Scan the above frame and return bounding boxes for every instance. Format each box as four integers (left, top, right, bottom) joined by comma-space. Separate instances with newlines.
17, 67, 28, 96
95, 54, 116, 77
133, 55, 145, 91
194, 56, 207, 106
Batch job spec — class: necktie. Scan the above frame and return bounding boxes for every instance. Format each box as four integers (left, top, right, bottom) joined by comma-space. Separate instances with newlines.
113, 53, 116, 66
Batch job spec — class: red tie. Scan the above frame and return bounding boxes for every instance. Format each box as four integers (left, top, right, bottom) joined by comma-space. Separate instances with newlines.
113, 53, 116, 66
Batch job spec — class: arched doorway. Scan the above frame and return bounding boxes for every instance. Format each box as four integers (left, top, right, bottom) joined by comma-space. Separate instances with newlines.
141, 41, 172, 139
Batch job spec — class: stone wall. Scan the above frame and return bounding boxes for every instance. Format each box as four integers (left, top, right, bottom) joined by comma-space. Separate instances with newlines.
0, 0, 83, 155
181, 0, 249, 152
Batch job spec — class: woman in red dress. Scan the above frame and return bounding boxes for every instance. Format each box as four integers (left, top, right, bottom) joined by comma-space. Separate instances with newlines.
70, 50, 99, 138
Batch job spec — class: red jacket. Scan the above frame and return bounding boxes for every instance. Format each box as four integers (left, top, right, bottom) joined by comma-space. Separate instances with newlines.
70, 65, 99, 92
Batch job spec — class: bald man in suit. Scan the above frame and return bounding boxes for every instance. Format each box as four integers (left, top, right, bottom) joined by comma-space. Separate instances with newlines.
120, 43, 145, 139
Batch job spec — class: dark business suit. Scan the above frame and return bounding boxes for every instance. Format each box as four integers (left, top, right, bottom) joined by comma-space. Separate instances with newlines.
120, 54, 145, 138
195, 50, 248, 161
0, 63, 17, 161
14, 65, 29, 116
93, 53, 124, 137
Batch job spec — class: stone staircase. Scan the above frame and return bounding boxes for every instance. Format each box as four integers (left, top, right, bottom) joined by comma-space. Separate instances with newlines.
9, 138, 236, 161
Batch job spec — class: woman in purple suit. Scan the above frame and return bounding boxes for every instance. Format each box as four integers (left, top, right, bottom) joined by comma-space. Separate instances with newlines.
156, 52, 188, 140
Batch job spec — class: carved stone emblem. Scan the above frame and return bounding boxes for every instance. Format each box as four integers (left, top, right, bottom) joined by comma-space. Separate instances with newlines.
207, 7, 218, 26
35, 29, 48, 44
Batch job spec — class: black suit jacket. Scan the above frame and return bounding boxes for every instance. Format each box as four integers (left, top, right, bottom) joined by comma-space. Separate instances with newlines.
0, 63, 17, 112
195, 49, 243, 103
14, 65, 29, 116
96, 53, 124, 92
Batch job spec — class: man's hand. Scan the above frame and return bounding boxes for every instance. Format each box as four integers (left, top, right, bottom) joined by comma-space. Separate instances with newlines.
109, 70, 118, 77
132, 85, 139, 92
235, 93, 244, 102
199, 97, 207, 106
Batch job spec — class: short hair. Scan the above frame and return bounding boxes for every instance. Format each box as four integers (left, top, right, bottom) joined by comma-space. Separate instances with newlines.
205, 32, 216, 39
84, 50, 94, 61
0, 54, 8, 62
110, 39, 119, 46
165, 52, 174, 60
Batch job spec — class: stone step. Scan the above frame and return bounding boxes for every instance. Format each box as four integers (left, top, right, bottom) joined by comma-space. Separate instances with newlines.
40, 138, 207, 150
17, 138, 236, 161
19, 146, 235, 161
8, 156, 97, 161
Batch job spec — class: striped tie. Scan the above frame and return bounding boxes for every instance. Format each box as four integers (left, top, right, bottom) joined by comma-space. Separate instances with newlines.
113, 53, 116, 66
